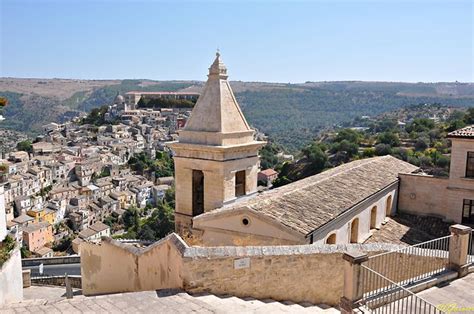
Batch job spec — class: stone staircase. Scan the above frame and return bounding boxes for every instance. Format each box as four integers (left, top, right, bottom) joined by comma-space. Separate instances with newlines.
2, 287, 340, 313
191, 292, 339, 313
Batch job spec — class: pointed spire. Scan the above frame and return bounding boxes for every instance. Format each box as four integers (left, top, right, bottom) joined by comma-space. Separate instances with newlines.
208, 50, 228, 79
179, 52, 254, 146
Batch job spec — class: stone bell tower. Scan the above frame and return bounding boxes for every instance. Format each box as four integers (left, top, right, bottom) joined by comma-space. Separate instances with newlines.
168, 52, 265, 234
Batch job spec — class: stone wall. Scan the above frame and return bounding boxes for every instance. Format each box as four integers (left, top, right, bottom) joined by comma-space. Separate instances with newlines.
182, 247, 346, 305
81, 233, 406, 305
32, 275, 82, 289
399, 174, 449, 219
0, 247, 24, 305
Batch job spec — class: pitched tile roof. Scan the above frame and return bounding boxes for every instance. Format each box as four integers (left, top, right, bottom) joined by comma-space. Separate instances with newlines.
196, 155, 418, 236
447, 125, 474, 139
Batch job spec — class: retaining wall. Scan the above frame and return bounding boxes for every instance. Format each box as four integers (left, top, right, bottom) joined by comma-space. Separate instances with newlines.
81, 234, 406, 305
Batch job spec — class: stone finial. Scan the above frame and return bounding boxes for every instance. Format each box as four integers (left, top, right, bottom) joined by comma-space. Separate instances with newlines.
208, 51, 227, 78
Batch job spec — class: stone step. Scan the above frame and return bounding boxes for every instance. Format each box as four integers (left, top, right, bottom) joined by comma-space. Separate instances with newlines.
193, 293, 339, 313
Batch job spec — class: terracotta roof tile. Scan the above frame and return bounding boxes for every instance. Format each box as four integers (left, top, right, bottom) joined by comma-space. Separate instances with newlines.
448, 125, 474, 138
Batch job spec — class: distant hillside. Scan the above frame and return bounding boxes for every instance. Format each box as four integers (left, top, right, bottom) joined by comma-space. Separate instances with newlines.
0, 78, 473, 150
236, 82, 474, 151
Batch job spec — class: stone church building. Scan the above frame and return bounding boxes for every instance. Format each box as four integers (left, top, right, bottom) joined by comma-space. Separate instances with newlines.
169, 53, 473, 246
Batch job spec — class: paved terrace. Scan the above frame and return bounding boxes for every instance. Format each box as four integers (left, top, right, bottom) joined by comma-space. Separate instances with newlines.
1, 286, 339, 313
417, 272, 474, 311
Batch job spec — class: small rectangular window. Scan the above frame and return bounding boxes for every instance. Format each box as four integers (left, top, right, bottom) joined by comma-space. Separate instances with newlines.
235, 170, 246, 197
466, 152, 474, 178
462, 199, 474, 224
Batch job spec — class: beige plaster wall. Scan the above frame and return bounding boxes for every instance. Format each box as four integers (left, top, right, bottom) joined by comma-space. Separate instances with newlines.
194, 210, 304, 246
0, 248, 24, 305
398, 174, 449, 219
137, 241, 184, 292
81, 238, 139, 295
81, 236, 185, 296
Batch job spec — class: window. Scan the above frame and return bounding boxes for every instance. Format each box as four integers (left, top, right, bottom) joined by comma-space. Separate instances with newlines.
462, 199, 474, 224
241, 217, 250, 226
466, 152, 474, 178
235, 170, 246, 197
192, 170, 204, 216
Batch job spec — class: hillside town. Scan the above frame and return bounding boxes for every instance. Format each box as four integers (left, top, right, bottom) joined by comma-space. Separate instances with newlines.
0, 0, 473, 311
0, 92, 197, 257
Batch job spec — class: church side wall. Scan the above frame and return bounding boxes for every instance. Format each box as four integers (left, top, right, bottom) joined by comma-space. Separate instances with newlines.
312, 186, 397, 245
398, 174, 450, 220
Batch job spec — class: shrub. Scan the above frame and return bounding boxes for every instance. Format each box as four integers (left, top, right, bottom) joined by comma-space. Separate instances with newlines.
0, 236, 16, 267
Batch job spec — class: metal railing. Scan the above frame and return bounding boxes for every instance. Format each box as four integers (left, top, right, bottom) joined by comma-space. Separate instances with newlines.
364, 235, 451, 287
360, 265, 444, 314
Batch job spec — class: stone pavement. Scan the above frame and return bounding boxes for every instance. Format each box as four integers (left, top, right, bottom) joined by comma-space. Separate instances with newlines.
417, 271, 474, 312
1, 287, 340, 313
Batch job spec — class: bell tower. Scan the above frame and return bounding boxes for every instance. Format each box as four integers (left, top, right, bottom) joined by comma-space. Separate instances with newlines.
168, 52, 265, 234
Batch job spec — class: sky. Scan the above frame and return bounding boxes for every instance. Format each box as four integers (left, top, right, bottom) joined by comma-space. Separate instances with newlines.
0, 0, 472, 83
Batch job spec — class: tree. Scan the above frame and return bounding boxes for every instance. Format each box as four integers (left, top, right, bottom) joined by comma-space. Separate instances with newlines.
335, 129, 361, 144
377, 132, 400, 147
391, 147, 408, 161
405, 118, 435, 133
415, 138, 429, 151
363, 148, 376, 157
163, 186, 175, 209
122, 207, 139, 230
138, 225, 155, 241
374, 144, 392, 156
302, 143, 327, 172
447, 119, 466, 132
464, 108, 474, 124
16, 140, 33, 153
260, 144, 280, 170
272, 175, 292, 188
330, 140, 359, 158
435, 155, 450, 168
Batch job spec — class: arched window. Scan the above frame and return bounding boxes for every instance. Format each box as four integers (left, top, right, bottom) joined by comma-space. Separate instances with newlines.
370, 206, 377, 230
350, 218, 359, 243
326, 233, 337, 244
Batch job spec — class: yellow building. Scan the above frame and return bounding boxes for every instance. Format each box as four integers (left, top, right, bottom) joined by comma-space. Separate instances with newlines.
26, 208, 55, 225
